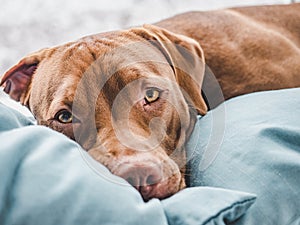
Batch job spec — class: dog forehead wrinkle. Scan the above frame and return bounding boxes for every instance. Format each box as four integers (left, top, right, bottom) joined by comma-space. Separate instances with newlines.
51, 42, 98, 78
99, 65, 147, 109
89, 34, 167, 68
50, 75, 78, 104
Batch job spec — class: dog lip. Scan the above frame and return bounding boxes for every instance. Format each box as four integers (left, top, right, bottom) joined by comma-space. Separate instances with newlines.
139, 176, 180, 201
111, 159, 182, 200
139, 184, 162, 201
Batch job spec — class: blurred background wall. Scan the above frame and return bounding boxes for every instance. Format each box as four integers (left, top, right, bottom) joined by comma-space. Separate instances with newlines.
0, 0, 297, 75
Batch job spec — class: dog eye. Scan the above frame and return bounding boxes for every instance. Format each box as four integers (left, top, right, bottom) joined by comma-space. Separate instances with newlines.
145, 88, 160, 103
55, 110, 73, 123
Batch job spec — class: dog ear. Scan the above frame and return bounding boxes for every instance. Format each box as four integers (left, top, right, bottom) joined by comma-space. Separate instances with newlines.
139, 24, 207, 115
0, 48, 51, 106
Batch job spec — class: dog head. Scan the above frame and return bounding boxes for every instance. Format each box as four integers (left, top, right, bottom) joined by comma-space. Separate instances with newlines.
1, 24, 207, 201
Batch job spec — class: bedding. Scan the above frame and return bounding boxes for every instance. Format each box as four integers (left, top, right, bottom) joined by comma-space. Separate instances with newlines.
0, 100, 254, 225
187, 88, 300, 225
1, 87, 300, 224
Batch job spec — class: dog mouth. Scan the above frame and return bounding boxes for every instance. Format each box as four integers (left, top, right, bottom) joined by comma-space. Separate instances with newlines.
137, 176, 182, 201
89, 149, 185, 202
111, 160, 183, 201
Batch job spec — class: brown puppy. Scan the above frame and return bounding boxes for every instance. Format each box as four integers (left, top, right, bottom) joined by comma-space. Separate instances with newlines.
1, 3, 300, 201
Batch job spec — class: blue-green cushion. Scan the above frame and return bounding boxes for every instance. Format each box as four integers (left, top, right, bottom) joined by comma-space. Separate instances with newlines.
0, 101, 255, 225
187, 88, 300, 225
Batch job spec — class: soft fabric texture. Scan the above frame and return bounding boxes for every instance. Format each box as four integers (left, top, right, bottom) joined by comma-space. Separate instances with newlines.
0, 101, 255, 225
187, 88, 300, 225
162, 188, 255, 225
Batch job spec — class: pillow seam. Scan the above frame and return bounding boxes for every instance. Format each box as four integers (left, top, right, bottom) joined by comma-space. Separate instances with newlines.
202, 197, 256, 225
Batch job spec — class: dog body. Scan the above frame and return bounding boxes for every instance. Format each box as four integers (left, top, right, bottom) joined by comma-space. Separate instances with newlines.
156, 4, 300, 100
1, 4, 300, 200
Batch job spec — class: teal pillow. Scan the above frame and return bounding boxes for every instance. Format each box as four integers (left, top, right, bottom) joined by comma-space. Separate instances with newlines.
162, 187, 255, 225
0, 102, 255, 225
187, 88, 300, 225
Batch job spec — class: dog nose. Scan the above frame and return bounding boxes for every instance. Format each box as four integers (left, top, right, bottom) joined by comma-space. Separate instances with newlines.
115, 163, 162, 200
